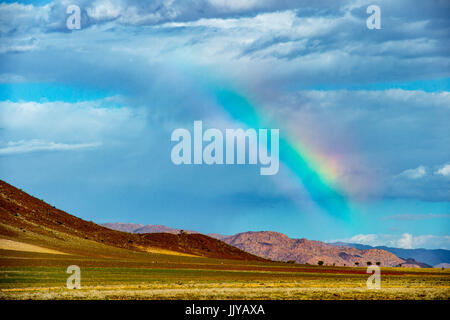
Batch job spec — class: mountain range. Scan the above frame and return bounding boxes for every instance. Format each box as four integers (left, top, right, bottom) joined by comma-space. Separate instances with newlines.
3, 178, 445, 269
101, 223, 440, 268
330, 242, 449, 267
218, 231, 416, 267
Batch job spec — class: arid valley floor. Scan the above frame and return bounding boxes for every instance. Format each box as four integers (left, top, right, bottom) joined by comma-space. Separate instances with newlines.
0, 180, 449, 300
1, 249, 449, 299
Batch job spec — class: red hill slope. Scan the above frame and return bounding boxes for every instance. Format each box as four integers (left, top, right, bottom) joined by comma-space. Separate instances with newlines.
0, 180, 266, 261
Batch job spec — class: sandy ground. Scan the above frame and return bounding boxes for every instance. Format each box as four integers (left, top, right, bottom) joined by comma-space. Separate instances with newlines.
135, 245, 200, 257
0, 239, 67, 255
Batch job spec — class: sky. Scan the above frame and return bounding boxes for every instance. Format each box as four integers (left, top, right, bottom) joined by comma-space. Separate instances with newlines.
0, 0, 449, 249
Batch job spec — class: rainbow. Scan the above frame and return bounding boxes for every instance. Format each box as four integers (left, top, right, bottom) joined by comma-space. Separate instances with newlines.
213, 87, 352, 220
175, 62, 352, 219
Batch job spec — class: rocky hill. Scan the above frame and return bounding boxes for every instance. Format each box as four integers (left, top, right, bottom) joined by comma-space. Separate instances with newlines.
0, 180, 266, 262
221, 231, 407, 267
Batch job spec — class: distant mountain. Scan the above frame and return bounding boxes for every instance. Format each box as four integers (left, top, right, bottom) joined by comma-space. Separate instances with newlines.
434, 263, 450, 269
207, 233, 230, 241
399, 258, 432, 268
330, 242, 450, 266
103, 224, 229, 239
102, 223, 231, 242
101, 223, 198, 235
221, 231, 408, 267
102, 223, 144, 233
101, 223, 440, 268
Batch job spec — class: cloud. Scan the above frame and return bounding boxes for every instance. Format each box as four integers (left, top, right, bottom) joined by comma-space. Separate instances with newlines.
331, 233, 450, 249
0, 73, 26, 83
86, 0, 122, 21
1, 0, 449, 235
435, 164, 450, 177
261, 89, 450, 201
397, 233, 413, 249
0, 139, 101, 155
2, 1, 450, 87
0, 0, 299, 33
398, 165, 427, 179
208, 0, 260, 11
0, 36, 38, 54
384, 213, 450, 221
0, 2, 49, 35
0, 99, 146, 143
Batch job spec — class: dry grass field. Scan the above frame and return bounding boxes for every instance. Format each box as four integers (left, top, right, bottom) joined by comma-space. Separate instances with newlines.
1, 248, 449, 300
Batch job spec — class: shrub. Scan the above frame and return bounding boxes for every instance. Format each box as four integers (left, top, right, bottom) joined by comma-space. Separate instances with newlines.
318, 261, 324, 266
355, 262, 359, 266
286, 260, 296, 264
366, 261, 372, 266
376, 262, 381, 266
